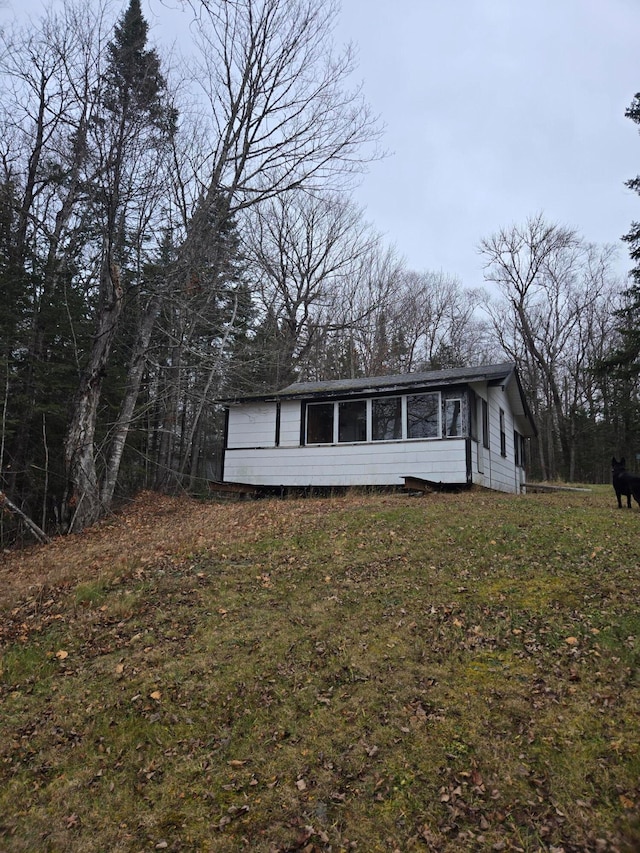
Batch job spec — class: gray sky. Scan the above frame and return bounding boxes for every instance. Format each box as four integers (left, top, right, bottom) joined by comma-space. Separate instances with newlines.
332, 0, 640, 288
7, 0, 640, 288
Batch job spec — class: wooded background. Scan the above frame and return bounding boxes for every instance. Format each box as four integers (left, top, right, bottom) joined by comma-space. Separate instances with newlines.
1, 0, 639, 543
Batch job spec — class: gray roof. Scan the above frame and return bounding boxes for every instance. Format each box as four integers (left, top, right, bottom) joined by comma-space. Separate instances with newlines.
224, 362, 536, 435
277, 362, 518, 399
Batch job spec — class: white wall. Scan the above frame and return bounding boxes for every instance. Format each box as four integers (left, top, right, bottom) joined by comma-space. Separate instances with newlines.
227, 404, 277, 449
225, 382, 526, 493
468, 385, 521, 494
280, 400, 301, 447
224, 437, 468, 487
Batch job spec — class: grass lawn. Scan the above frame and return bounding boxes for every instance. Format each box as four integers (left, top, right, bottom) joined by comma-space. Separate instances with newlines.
1, 486, 639, 852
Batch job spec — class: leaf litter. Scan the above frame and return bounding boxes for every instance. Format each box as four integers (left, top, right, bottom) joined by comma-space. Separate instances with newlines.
0, 487, 639, 851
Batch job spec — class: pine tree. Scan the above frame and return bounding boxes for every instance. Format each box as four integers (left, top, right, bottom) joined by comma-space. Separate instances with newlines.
63, 0, 174, 531
594, 92, 640, 459
613, 91, 640, 372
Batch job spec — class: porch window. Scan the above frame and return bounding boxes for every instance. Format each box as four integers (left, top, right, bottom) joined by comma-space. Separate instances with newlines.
482, 399, 489, 449
338, 400, 367, 442
499, 408, 506, 457
306, 402, 334, 444
372, 396, 402, 441
469, 390, 478, 441
407, 393, 439, 439
445, 398, 462, 437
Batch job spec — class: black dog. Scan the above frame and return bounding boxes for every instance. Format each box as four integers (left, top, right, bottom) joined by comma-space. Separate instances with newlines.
611, 457, 640, 509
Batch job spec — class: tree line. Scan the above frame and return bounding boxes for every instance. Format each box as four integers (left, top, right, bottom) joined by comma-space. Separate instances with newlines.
0, 0, 638, 543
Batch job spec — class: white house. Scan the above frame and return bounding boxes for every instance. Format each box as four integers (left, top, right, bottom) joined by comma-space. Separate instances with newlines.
221, 363, 537, 494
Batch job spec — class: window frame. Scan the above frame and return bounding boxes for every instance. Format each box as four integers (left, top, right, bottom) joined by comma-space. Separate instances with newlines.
444, 398, 463, 438
469, 390, 478, 441
371, 395, 403, 442
303, 389, 473, 445
406, 392, 440, 440
482, 399, 490, 449
338, 399, 368, 443
305, 401, 335, 445
514, 430, 526, 468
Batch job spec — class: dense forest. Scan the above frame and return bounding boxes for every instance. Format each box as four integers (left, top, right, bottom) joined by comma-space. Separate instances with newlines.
1, 0, 639, 543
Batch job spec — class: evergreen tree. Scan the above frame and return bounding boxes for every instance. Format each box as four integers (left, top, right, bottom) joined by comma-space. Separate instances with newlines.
609, 92, 640, 372
63, 0, 174, 530
595, 92, 640, 460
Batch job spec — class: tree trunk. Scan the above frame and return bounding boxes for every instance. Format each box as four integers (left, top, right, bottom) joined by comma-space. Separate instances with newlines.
64, 260, 123, 532
100, 292, 162, 511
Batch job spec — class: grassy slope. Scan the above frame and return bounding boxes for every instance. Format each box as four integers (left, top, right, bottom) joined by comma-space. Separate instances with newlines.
0, 488, 639, 852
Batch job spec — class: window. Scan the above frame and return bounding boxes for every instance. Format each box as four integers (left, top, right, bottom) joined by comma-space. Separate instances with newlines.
407, 393, 439, 439
339, 400, 367, 442
469, 391, 478, 441
306, 402, 333, 444
514, 431, 526, 468
372, 397, 402, 441
305, 390, 449, 444
499, 408, 506, 457
445, 399, 462, 437
482, 399, 489, 449
306, 399, 368, 443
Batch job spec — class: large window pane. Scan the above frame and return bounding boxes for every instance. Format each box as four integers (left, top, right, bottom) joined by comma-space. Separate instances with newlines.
407, 393, 439, 438
372, 397, 402, 440
307, 402, 333, 443
445, 399, 462, 437
338, 400, 367, 442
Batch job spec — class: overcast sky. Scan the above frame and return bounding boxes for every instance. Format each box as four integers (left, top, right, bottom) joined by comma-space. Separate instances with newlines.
7, 0, 640, 288
332, 0, 640, 288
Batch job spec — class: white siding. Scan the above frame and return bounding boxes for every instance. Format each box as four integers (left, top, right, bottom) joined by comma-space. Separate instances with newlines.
468, 385, 521, 494
224, 377, 528, 494
279, 401, 301, 447
227, 404, 276, 449
224, 438, 468, 487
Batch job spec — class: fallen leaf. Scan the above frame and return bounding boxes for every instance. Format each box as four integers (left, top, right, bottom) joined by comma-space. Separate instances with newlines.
55, 650, 68, 660
565, 636, 579, 646
150, 690, 162, 701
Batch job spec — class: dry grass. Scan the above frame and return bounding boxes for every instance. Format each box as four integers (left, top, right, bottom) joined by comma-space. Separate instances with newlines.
1, 487, 639, 852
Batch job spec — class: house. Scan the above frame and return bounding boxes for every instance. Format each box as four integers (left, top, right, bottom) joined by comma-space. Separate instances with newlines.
221, 362, 537, 494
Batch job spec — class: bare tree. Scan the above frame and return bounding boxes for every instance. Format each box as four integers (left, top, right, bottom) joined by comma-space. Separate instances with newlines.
0, 0, 108, 517
242, 190, 377, 386
0, 0, 382, 530
139, 0, 383, 488
479, 213, 618, 479
351, 268, 490, 376
188, 0, 380, 207
63, 0, 176, 531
